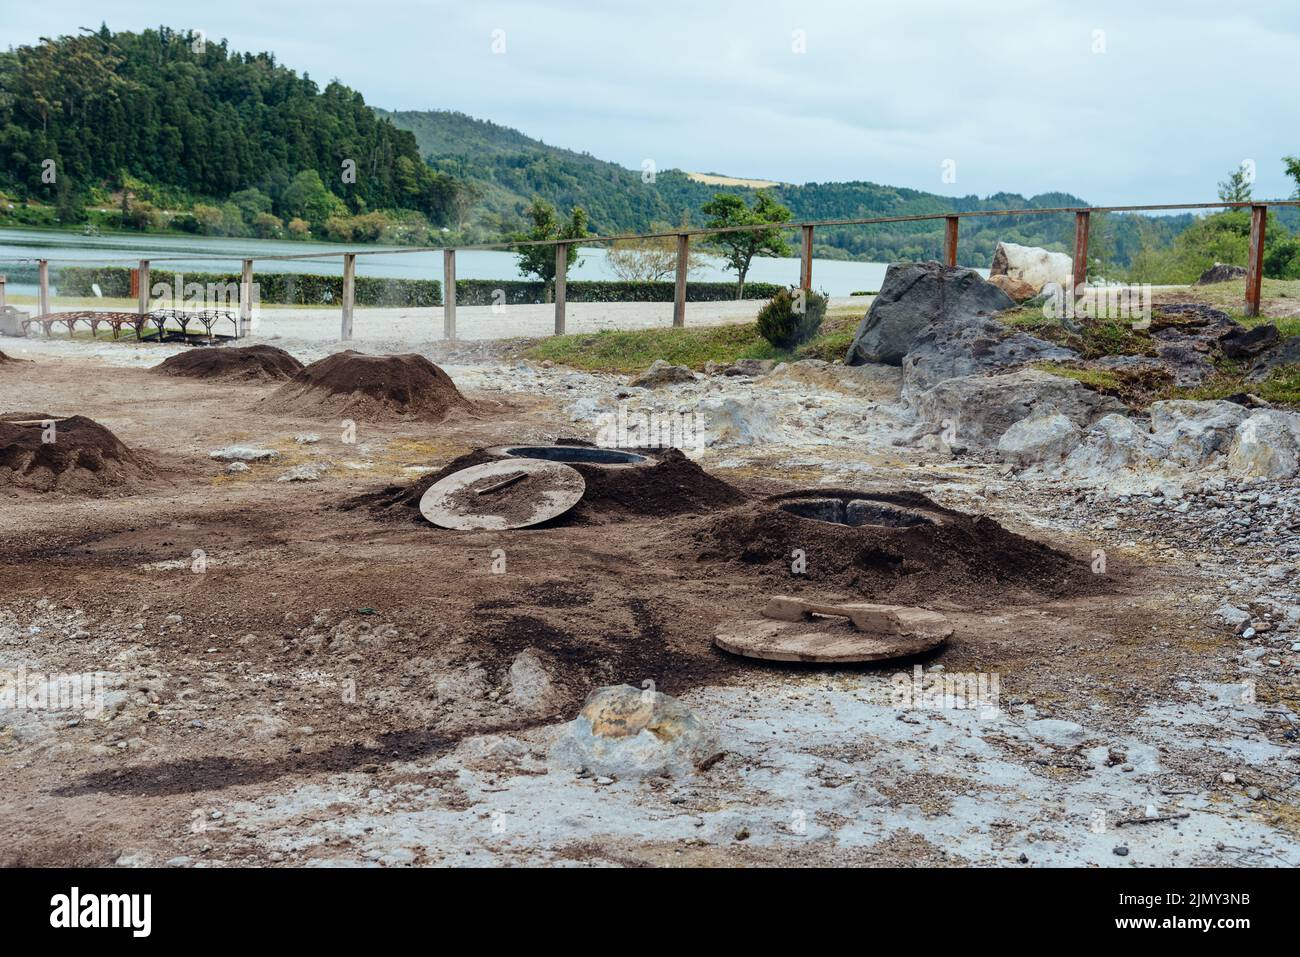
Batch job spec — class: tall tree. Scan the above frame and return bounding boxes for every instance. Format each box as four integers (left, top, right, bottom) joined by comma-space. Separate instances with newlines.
1217, 164, 1253, 203
700, 191, 792, 298
512, 199, 588, 301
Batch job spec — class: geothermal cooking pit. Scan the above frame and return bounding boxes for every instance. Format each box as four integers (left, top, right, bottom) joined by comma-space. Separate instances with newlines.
492, 445, 649, 466
773, 492, 944, 529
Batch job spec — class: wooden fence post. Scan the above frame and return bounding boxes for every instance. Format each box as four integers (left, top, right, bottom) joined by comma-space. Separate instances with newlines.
137, 260, 150, 315
340, 253, 356, 341
443, 248, 457, 341
673, 234, 689, 327
1072, 211, 1091, 298
0, 275, 6, 309
800, 225, 814, 290
943, 217, 959, 268
239, 259, 253, 337
554, 243, 567, 336
38, 260, 50, 315
1245, 204, 1267, 318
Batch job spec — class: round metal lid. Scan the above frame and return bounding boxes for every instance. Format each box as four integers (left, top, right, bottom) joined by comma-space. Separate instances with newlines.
418, 458, 586, 530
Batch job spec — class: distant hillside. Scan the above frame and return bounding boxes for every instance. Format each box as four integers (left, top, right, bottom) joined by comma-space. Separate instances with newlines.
377, 108, 1190, 266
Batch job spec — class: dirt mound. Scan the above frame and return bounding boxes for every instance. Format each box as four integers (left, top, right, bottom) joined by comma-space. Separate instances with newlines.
152, 344, 303, 382
262, 351, 470, 422
352, 445, 748, 524
0, 351, 15, 364
684, 488, 1101, 607
0, 412, 150, 494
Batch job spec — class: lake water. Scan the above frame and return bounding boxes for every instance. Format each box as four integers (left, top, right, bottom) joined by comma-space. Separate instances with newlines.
0, 227, 894, 298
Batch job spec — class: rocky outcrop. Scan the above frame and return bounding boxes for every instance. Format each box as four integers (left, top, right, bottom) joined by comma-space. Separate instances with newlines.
844, 261, 1014, 366
1195, 263, 1248, 285
912, 368, 1124, 447
1227, 410, 1300, 479
901, 316, 1077, 396
999, 399, 1300, 484
629, 359, 696, 388
989, 242, 1073, 294
996, 411, 1080, 465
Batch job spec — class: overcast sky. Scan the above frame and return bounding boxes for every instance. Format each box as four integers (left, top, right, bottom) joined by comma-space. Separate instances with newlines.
5, 1, 1298, 204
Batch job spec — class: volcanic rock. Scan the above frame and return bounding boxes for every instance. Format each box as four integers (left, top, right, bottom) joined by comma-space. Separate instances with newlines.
845, 261, 1015, 366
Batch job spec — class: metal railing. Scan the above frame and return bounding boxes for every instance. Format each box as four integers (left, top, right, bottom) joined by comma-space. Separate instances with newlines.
2, 198, 1296, 341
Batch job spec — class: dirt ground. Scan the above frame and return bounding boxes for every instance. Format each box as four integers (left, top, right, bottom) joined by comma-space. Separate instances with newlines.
0, 346, 1296, 868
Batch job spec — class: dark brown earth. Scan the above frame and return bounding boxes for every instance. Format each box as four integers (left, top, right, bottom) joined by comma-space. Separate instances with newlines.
354, 445, 749, 524
151, 344, 304, 382
261, 350, 472, 422
684, 488, 1104, 608
0, 412, 151, 493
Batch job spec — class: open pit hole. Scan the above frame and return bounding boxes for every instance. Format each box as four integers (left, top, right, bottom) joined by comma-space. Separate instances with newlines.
777, 495, 937, 529
500, 445, 648, 466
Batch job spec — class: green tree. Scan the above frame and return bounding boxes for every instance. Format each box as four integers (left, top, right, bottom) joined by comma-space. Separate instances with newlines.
512, 199, 588, 301
700, 191, 792, 298
282, 170, 347, 229
1284, 156, 1300, 198
1217, 164, 1253, 203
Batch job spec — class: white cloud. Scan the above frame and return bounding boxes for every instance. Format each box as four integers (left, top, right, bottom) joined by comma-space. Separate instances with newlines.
4, 0, 1297, 203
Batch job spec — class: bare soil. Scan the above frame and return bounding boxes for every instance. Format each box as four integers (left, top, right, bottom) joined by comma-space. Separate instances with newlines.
0, 348, 1285, 867
0, 412, 152, 494
152, 344, 304, 382
261, 350, 472, 422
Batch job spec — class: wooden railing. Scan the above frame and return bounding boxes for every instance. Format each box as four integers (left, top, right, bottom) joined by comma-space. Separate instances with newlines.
3, 199, 1297, 341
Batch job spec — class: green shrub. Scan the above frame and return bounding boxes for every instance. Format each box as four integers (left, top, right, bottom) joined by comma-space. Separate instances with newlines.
756, 286, 827, 349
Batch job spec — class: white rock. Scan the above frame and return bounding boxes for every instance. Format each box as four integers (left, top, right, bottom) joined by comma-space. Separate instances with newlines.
1227, 410, 1300, 479
1148, 400, 1247, 466
506, 649, 555, 712
210, 446, 279, 462
1027, 718, 1087, 747
997, 411, 1081, 465
276, 462, 330, 482
550, 684, 719, 778
989, 241, 1073, 294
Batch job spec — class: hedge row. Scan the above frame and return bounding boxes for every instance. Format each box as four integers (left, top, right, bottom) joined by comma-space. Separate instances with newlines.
57, 266, 785, 307
56, 267, 442, 307
449, 279, 785, 305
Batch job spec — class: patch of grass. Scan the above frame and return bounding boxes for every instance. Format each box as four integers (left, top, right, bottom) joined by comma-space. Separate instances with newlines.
1152, 278, 1300, 336
1171, 364, 1300, 407
1031, 362, 1123, 392
523, 304, 864, 373
1002, 306, 1154, 359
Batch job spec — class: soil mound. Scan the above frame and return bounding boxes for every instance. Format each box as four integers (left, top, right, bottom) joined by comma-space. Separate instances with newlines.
262, 351, 470, 422
0, 412, 150, 494
352, 445, 748, 524
0, 351, 16, 364
152, 344, 303, 382
685, 488, 1099, 607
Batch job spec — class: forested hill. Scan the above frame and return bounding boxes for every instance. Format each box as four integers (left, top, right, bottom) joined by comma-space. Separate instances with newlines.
0, 27, 461, 230
377, 108, 1191, 265
0, 27, 1189, 264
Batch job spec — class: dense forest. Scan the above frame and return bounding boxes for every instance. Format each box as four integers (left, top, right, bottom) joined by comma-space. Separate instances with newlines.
381, 108, 1193, 268
0, 27, 465, 241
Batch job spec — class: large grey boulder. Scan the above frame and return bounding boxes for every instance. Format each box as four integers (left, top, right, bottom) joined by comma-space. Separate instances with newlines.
1227, 410, 1300, 479
912, 368, 1125, 447
901, 316, 1076, 397
1148, 400, 1248, 467
1060, 414, 1164, 478
0, 306, 29, 338
997, 411, 1081, 465
845, 261, 1014, 366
